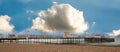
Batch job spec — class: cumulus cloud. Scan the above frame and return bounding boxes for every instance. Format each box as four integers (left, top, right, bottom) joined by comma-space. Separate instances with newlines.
31, 3, 88, 33
108, 29, 120, 37
0, 15, 14, 33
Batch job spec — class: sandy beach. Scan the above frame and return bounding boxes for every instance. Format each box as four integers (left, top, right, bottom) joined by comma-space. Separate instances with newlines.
0, 43, 120, 52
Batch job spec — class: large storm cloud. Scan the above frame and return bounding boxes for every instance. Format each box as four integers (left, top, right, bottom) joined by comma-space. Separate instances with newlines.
31, 3, 88, 33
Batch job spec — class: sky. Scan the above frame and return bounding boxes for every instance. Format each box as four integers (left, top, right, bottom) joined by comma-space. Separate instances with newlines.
0, 0, 120, 36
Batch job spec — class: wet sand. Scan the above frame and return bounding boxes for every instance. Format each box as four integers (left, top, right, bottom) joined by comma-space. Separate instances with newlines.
0, 43, 120, 52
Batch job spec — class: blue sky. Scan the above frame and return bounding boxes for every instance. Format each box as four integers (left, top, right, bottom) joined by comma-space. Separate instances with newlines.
0, 0, 120, 35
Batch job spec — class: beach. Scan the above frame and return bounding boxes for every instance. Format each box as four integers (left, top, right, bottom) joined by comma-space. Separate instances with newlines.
0, 43, 120, 52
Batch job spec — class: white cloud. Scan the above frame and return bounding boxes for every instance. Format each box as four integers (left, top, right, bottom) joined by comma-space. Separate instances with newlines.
92, 21, 96, 27
53, 1, 58, 4
17, 29, 49, 35
107, 29, 120, 37
26, 10, 34, 14
0, 15, 14, 33
31, 3, 89, 33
